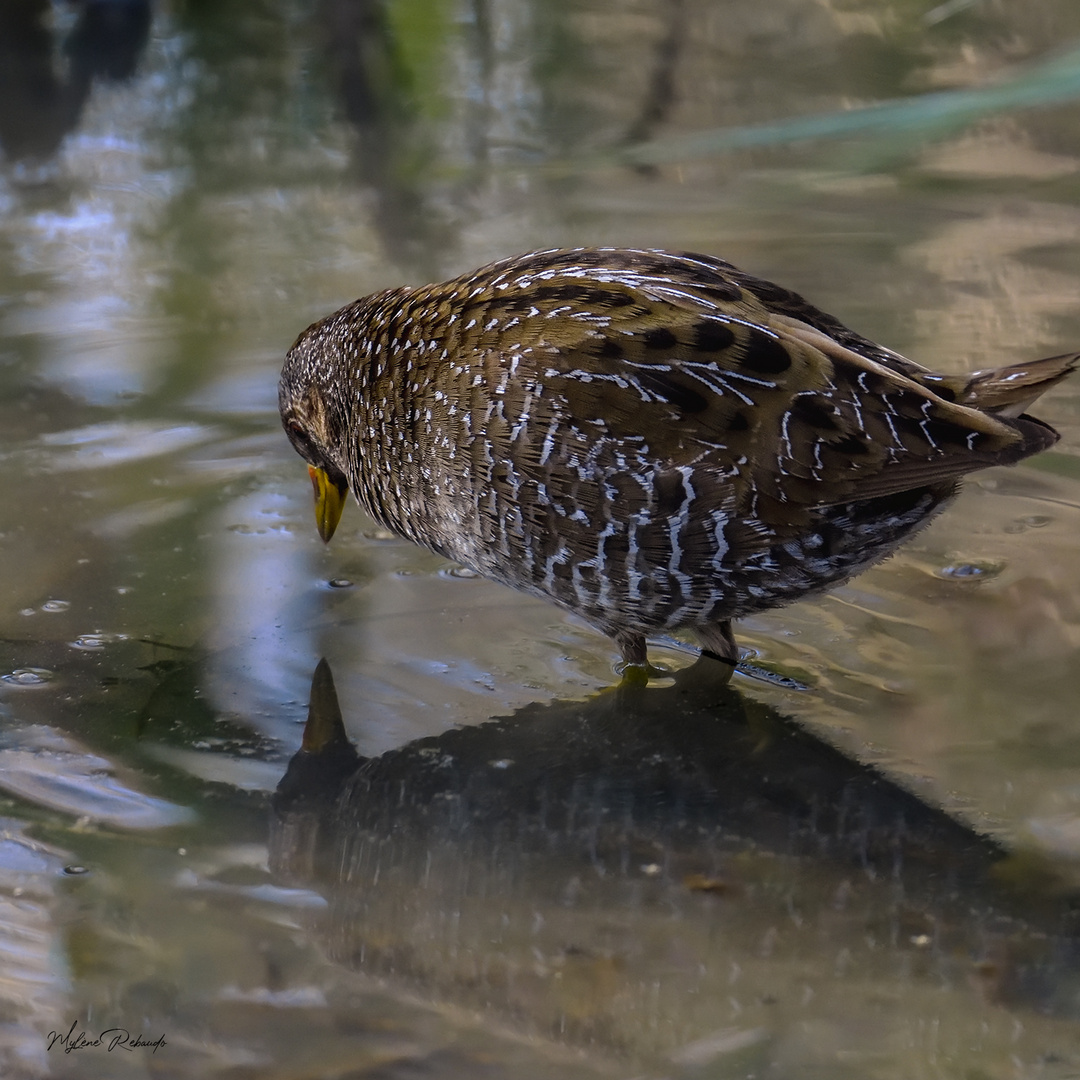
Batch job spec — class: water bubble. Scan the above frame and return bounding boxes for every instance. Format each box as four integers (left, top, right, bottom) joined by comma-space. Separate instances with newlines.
443, 566, 479, 579
41, 600, 70, 613
1, 668, 54, 687
1005, 514, 1053, 534
70, 633, 128, 651
18, 608, 35, 617
62, 865, 89, 876
328, 578, 354, 589
938, 561, 1003, 581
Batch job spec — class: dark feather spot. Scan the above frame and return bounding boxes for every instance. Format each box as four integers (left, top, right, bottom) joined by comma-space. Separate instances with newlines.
644, 327, 678, 350
829, 432, 869, 456
600, 530, 629, 559
654, 471, 689, 514
727, 411, 749, 432
530, 284, 635, 309
699, 282, 743, 303
576, 563, 598, 589
741, 330, 792, 374
693, 320, 735, 352
529, 284, 588, 304
596, 337, 622, 359
636, 370, 708, 413
741, 278, 801, 308
931, 420, 979, 447
791, 395, 839, 431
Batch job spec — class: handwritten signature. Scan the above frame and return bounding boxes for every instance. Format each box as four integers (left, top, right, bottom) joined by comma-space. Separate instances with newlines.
47, 1021, 166, 1054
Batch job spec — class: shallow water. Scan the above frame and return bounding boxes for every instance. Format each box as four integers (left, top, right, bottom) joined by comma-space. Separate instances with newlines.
2, 0, 1080, 1076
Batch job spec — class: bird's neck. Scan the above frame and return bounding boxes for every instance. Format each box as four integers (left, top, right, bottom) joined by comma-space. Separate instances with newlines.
344, 292, 455, 553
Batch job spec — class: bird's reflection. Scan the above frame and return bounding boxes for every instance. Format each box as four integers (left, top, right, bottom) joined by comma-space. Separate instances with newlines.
271, 659, 1080, 1063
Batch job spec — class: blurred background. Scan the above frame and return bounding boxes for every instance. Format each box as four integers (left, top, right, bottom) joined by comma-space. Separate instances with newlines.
2, 0, 1080, 1076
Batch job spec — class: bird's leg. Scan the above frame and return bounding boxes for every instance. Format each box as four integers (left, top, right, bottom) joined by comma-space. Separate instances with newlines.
695, 620, 740, 671
614, 630, 650, 686
696, 622, 811, 690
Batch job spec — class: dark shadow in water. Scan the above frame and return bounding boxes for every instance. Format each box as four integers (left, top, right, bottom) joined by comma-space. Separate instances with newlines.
620, 0, 687, 177
0, 0, 152, 164
271, 658, 1080, 1061
317, 0, 455, 274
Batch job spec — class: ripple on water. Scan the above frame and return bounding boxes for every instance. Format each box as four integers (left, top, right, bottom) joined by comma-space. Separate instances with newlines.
39, 420, 213, 471
0, 726, 193, 829
1, 669, 54, 687
441, 566, 480, 580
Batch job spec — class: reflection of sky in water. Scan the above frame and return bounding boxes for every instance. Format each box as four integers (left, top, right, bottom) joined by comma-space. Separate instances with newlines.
4, 29, 190, 402
207, 489, 318, 728
0, 823, 70, 1077
40, 420, 212, 468
0, 724, 192, 829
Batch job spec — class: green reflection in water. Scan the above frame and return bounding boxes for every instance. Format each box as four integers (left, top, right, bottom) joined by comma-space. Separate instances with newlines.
607, 43, 1080, 169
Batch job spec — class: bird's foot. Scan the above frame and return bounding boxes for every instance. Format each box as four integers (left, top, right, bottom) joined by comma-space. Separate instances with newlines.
617, 662, 650, 688
613, 660, 672, 688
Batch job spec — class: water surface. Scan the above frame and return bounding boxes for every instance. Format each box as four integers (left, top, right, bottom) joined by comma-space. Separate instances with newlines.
2, 0, 1080, 1076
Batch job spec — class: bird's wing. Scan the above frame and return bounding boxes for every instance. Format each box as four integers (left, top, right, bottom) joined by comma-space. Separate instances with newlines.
449, 254, 1034, 537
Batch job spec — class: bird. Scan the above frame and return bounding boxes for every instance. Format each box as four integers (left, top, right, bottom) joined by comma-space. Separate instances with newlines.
279, 247, 1076, 675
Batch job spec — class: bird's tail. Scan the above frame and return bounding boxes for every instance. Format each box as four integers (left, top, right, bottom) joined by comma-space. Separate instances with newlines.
957, 351, 1079, 418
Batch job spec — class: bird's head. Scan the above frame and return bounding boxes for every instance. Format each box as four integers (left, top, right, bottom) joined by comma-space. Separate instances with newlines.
279, 322, 352, 543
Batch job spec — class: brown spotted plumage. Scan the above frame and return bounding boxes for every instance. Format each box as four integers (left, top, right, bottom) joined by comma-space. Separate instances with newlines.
279, 248, 1076, 672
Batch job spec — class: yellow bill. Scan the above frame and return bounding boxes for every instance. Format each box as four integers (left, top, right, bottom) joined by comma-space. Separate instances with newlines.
308, 464, 347, 542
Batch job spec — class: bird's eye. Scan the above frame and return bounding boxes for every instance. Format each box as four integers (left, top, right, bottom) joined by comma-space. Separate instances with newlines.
286, 421, 305, 443
285, 420, 316, 461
